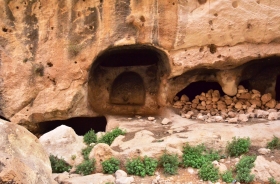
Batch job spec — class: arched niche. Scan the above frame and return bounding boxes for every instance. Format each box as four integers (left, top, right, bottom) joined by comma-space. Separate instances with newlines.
88, 45, 170, 115
110, 72, 145, 105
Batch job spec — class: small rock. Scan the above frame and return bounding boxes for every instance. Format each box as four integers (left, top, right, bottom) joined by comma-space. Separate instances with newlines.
261, 93, 272, 104
135, 115, 142, 119
116, 176, 134, 184
148, 117, 155, 121
275, 103, 280, 110
187, 167, 194, 174
228, 118, 238, 123
265, 99, 277, 109
268, 112, 278, 120
161, 118, 172, 125
258, 148, 271, 155
255, 109, 269, 118
181, 94, 189, 102
115, 170, 127, 179
252, 89, 261, 94
238, 114, 248, 122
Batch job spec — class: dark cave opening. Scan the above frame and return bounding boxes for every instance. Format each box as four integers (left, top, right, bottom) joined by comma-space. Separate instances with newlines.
176, 81, 225, 101
98, 46, 159, 67
276, 75, 280, 101
38, 116, 107, 136
239, 80, 251, 90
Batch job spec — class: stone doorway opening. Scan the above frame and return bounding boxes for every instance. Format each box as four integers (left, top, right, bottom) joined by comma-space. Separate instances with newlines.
88, 45, 169, 115
175, 81, 225, 101
37, 116, 107, 136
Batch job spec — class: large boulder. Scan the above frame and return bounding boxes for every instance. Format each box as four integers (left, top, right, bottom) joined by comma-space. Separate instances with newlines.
88, 143, 120, 173
39, 125, 87, 166
251, 156, 280, 182
0, 119, 53, 183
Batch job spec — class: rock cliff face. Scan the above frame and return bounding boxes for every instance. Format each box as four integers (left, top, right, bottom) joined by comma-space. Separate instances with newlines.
0, 0, 280, 129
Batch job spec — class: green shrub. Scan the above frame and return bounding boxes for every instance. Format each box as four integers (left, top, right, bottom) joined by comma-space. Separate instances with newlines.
221, 170, 234, 183
98, 127, 126, 145
143, 156, 158, 176
182, 144, 220, 169
182, 144, 208, 168
82, 146, 94, 160
269, 177, 280, 184
226, 137, 251, 157
76, 158, 96, 175
159, 152, 179, 175
102, 157, 120, 174
84, 129, 97, 145
125, 157, 146, 177
236, 156, 256, 183
267, 136, 280, 150
206, 150, 220, 161
125, 156, 158, 177
198, 163, 219, 182
49, 155, 71, 173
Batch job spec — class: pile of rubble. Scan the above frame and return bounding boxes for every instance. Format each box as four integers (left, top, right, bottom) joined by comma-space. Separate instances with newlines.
173, 85, 280, 123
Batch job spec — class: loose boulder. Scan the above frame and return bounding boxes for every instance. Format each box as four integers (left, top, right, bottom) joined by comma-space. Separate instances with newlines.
39, 125, 87, 166
0, 120, 53, 184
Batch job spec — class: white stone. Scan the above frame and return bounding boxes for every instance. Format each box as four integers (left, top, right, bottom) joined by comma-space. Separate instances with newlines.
258, 148, 271, 155
238, 114, 248, 122
115, 170, 128, 179
228, 118, 238, 123
116, 176, 134, 184
268, 112, 278, 121
161, 118, 172, 125
148, 117, 155, 121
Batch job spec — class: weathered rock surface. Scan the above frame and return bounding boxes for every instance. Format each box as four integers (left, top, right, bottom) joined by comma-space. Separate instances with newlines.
0, 0, 279, 131
252, 156, 280, 182
0, 119, 52, 184
39, 125, 87, 166
88, 143, 120, 173
58, 173, 115, 184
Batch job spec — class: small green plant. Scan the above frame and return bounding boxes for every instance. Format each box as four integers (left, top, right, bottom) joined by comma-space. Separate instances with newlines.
236, 155, 256, 183
221, 170, 234, 183
82, 146, 94, 160
182, 144, 220, 169
102, 157, 121, 174
206, 149, 220, 161
84, 129, 97, 145
267, 136, 280, 150
159, 152, 179, 175
125, 157, 146, 177
76, 158, 96, 175
269, 177, 280, 184
71, 155, 76, 160
143, 156, 158, 176
98, 127, 126, 146
198, 163, 219, 182
49, 155, 71, 173
226, 137, 251, 157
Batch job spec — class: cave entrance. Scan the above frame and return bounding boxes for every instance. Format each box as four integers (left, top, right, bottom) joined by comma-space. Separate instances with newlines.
176, 81, 224, 101
37, 116, 107, 136
110, 72, 145, 105
88, 45, 169, 115
276, 75, 280, 101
